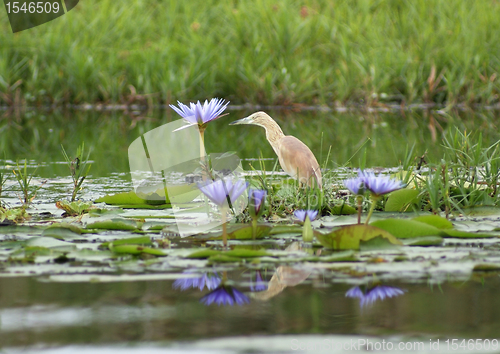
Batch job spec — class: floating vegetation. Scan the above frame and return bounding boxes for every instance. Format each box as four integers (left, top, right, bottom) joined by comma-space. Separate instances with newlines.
61, 142, 92, 202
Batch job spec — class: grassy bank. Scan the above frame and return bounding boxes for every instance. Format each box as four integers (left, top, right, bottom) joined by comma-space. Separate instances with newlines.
1, 0, 500, 107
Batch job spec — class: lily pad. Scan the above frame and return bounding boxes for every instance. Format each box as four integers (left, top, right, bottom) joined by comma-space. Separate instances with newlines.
190, 224, 272, 241
401, 236, 444, 246
95, 184, 198, 208
359, 235, 403, 251
314, 224, 402, 250
186, 248, 270, 259
473, 263, 500, 271
372, 218, 496, 238
99, 236, 152, 249
384, 188, 420, 212
412, 215, 453, 229
86, 218, 142, 231
371, 219, 441, 238
109, 244, 167, 256
41, 227, 83, 240
329, 203, 357, 215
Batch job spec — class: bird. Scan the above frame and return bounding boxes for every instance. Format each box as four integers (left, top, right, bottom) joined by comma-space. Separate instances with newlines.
230, 111, 322, 189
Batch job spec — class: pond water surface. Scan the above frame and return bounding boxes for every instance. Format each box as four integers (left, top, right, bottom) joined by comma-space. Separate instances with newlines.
1, 109, 500, 353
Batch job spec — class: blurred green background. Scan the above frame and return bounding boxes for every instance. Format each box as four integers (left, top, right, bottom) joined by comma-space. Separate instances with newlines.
1, 0, 500, 107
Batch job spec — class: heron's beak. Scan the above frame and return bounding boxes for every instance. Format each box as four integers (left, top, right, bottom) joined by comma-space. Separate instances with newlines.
229, 116, 252, 125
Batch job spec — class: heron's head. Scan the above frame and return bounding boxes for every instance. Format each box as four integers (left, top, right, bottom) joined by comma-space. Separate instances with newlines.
229, 111, 271, 128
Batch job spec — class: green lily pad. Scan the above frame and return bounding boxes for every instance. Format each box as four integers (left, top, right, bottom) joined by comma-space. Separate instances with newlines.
26, 237, 76, 250
109, 244, 167, 256
473, 263, 500, 271
207, 254, 244, 263
412, 215, 453, 229
441, 229, 496, 238
372, 218, 496, 238
385, 188, 420, 212
190, 224, 272, 241
359, 235, 403, 251
401, 236, 444, 246
304, 250, 358, 262
269, 225, 302, 235
95, 184, 198, 207
86, 218, 141, 231
99, 236, 152, 249
186, 248, 270, 259
314, 224, 402, 250
329, 203, 357, 215
371, 219, 441, 238
41, 227, 82, 240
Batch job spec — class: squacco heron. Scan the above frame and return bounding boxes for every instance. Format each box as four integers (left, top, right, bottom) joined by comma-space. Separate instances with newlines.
230, 111, 322, 189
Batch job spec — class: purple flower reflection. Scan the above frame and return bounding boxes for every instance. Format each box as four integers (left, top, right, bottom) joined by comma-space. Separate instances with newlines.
173, 271, 221, 291
346, 285, 406, 307
250, 270, 267, 292
200, 285, 250, 306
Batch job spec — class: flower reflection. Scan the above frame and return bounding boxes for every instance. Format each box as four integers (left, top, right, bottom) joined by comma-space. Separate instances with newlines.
346, 285, 406, 307
250, 270, 267, 292
200, 285, 250, 306
173, 271, 221, 291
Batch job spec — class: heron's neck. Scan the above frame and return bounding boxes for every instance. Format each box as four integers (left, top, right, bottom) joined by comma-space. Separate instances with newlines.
261, 120, 285, 153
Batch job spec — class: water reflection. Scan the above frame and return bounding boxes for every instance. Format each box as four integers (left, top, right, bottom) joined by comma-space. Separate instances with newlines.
250, 270, 267, 292
346, 284, 407, 308
4, 109, 500, 178
172, 270, 221, 291
173, 271, 249, 306
200, 285, 250, 306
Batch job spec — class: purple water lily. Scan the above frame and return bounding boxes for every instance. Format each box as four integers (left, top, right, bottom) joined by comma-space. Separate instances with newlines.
359, 170, 405, 197
200, 285, 250, 306
343, 176, 365, 195
173, 271, 221, 291
197, 178, 249, 207
294, 209, 318, 222
346, 285, 406, 307
170, 98, 229, 129
249, 189, 267, 218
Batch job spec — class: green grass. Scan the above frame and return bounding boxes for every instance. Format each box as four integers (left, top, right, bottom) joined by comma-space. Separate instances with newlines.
1, 0, 500, 107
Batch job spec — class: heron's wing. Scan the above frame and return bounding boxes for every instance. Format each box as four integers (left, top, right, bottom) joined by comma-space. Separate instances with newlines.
279, 136, 322, 189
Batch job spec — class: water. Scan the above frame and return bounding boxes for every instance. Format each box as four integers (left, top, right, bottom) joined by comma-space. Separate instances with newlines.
2, 108, 500, 177
1, 274, 500, 350
2, 109, 500, 352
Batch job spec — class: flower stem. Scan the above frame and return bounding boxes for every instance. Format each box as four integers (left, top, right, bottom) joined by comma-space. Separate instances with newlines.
199, 127, 206, 161
251, 218, 257, 240
302, 216, 314, 242
364, 195, 380, 225
356, 195, 363, 224
221, 206, 228, 248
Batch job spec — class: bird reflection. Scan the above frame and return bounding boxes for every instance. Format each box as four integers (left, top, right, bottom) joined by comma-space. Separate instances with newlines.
251, 242, 314, 301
